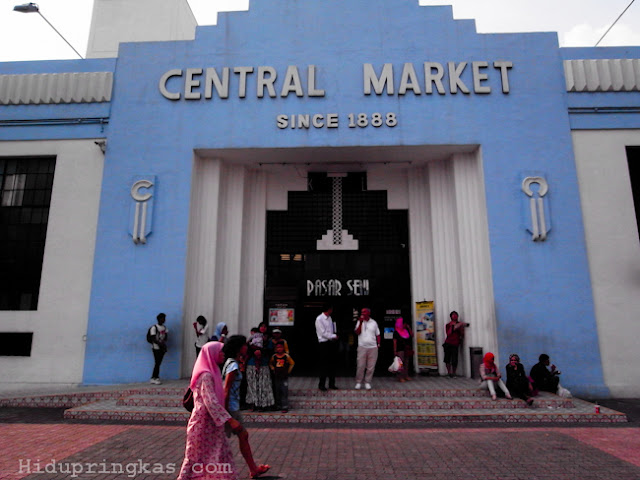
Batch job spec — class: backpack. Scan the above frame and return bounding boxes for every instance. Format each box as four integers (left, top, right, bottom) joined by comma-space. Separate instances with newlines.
146, 325, 155, 344
222, 358, 239, 380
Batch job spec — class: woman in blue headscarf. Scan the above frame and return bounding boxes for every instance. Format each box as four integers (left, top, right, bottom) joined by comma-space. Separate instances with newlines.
211, 322, 228, 344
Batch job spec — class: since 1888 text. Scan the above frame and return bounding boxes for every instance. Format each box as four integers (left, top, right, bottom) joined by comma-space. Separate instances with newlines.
276, 112, 398, 129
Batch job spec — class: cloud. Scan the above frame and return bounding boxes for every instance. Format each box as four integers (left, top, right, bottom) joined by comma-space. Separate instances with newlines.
189, 0, 249, 25
562, 22, 640, 47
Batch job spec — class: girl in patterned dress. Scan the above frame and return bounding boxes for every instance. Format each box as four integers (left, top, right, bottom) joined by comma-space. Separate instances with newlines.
245, 323, 275, 411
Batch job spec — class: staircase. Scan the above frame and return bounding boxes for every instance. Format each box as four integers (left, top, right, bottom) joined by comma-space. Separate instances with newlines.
1, 376, 627, 425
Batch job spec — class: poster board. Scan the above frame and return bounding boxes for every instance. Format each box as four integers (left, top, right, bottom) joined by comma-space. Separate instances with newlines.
383, 309, 402, 340
415, 301, 437, 369
268, 308, 295, 326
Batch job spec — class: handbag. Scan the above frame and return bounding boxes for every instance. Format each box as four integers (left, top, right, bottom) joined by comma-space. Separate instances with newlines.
183, 387, 194, 412
388, 355, 403, 373
556, 385, 572, 398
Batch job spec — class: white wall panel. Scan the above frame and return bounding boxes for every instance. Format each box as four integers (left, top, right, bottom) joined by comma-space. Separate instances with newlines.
87, 0, 196, 58
572, 130, 640, 396
266, 167, 307, 210
368, 166, 409, 209
0, 140, 104, 385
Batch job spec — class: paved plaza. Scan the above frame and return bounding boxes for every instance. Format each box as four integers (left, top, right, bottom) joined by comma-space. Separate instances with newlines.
1, 377, 639, 480
2, 407, 640, 480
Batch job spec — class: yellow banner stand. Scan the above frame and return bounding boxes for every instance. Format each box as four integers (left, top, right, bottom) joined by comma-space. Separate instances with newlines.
416, 301, 437, 370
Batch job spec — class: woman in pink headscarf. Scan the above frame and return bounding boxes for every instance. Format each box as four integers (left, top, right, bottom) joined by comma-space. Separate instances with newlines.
393, 317, 414, 382
177, 341, 242, 480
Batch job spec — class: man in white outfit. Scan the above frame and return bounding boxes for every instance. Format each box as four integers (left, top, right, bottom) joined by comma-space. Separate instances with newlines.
315, 304, 339, 391
354, 308, 380, 390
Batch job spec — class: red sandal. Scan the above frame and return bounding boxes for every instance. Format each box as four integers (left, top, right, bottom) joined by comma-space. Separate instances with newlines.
250, 464, 270, 478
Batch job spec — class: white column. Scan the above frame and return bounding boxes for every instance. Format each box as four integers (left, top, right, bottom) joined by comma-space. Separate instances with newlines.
239, 170, 267, 336
428, 159, 463, 375
214, 164, 246, 335
182, 157, 222, 375
408, 165, 436, 372
452, 150, 498, 374
408, 165, 435, 305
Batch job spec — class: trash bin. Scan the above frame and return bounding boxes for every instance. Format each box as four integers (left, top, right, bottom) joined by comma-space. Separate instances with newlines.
469, 347, 483, 379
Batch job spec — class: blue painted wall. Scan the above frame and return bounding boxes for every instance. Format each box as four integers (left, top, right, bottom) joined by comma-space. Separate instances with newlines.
6, 1, 638, 392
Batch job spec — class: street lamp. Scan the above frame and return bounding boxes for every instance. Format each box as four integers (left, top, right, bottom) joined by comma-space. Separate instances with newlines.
13, 3, 84, 59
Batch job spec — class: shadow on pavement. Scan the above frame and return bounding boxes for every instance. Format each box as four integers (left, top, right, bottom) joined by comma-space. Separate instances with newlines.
0, 407, 66, 423
2, 398, 640, 427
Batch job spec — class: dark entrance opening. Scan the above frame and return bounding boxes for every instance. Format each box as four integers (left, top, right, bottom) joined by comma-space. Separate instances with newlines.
626, 146, 640, 242
264, 172, 412, 376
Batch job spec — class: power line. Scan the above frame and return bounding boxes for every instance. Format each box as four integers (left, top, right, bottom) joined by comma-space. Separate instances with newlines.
595, 0, 636, 46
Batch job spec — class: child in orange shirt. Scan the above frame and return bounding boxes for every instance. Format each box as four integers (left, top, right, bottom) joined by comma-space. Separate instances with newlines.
269, 341, 295, 413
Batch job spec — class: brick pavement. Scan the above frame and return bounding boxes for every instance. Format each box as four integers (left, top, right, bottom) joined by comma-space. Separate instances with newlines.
0, 424, 130, 480
3, 423, 640, 480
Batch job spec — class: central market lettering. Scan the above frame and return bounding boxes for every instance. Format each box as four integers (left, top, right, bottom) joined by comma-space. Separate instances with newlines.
159, 65, 325, 100
158, 61, 513, 101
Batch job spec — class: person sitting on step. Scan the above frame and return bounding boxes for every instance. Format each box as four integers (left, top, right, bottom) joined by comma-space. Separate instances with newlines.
529, 353, 561, 394
479, 352, 512, 401
505, 353, 534, 406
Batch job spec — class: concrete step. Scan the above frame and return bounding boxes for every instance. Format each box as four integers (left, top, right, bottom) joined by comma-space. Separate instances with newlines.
243, 405, 628, 425
281, 396, 572, 410
112, 386, 500, 398
63, 397, 627, 425
64, 399, 190, 423
117, 393, 574, 410
287, 388, 493, 398
3, 377, 628, 425
136, 386, 550, 400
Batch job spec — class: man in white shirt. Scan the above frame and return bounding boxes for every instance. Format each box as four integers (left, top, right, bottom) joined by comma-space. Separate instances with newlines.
315, 304, 339, 391
193, 315, 210, 357
354, 307, 380, 390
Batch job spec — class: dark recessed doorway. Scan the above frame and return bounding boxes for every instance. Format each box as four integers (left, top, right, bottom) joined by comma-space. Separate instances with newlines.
264, 172, 412, 376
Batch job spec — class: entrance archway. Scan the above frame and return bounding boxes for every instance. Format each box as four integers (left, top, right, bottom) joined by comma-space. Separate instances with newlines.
182, 146, 498, 379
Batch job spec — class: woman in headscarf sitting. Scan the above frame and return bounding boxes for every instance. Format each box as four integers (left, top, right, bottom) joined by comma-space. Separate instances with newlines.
479, 352, 512, 401
392, 317, 413, 382
505, 353, 534, 406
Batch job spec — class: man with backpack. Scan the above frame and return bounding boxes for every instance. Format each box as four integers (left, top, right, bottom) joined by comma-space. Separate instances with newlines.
148, 312, 168, 384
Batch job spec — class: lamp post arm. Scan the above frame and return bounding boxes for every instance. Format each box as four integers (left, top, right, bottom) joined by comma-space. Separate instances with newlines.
37, 11, 83, 59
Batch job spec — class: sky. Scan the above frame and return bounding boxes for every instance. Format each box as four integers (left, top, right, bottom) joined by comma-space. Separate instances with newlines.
0, 0, 639, 61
